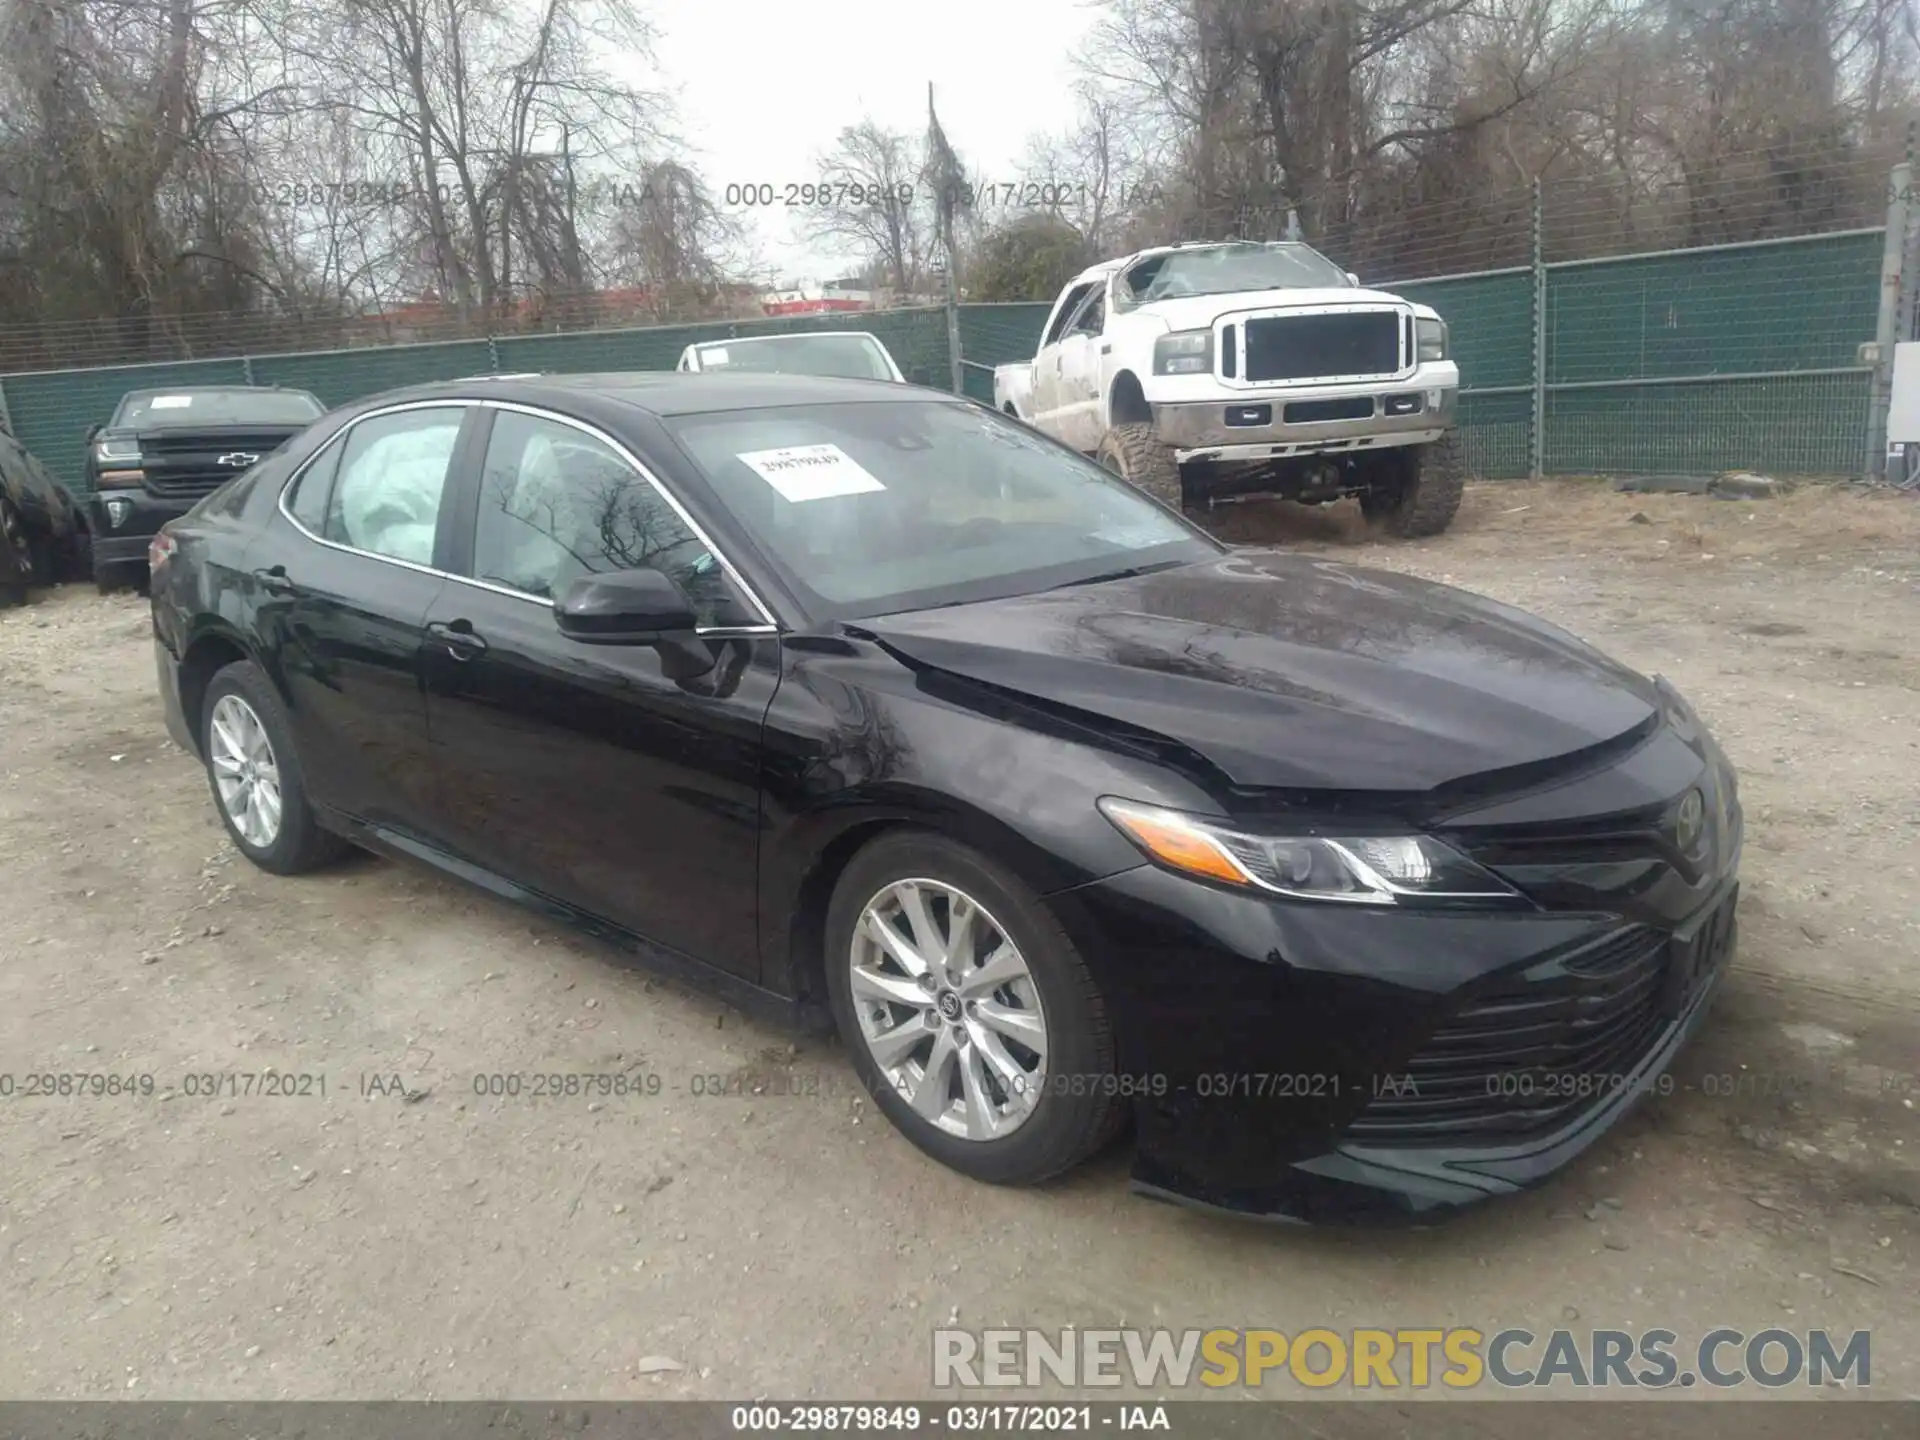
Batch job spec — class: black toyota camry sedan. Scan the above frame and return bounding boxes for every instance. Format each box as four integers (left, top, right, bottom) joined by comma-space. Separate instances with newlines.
148, 373, 1742, 1222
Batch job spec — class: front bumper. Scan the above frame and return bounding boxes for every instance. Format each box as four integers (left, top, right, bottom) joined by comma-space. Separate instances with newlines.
1151, 364, 1459, 463
1052, 854, 1738, 1225
86, 489, 192, 568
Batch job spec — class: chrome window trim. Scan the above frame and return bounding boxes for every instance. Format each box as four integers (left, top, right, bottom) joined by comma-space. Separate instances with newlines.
275, 395, 781, 638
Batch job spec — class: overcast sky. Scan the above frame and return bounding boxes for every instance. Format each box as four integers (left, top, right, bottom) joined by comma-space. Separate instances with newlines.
649, 0, 1102, 284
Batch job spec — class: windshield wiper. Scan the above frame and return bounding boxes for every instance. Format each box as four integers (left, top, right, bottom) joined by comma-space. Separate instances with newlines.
1049, 559, 1187, 590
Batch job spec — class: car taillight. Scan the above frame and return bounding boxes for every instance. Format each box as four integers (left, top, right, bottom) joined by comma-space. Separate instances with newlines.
149, 531, 177, 571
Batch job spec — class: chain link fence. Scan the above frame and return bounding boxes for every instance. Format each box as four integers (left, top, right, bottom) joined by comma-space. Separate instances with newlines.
0, 152, 1914, 496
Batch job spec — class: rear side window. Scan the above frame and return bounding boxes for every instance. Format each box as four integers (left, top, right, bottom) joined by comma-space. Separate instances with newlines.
322, 407, 465, 565
284, 441, 342, 532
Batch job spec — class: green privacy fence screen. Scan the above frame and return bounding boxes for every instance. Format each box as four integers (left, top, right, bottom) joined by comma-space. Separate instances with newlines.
0, 230, 1888, 495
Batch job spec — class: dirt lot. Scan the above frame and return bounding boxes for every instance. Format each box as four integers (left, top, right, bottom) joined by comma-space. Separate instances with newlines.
1, 479, 1916, 1404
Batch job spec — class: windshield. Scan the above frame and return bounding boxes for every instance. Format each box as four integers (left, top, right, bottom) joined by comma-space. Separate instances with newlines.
1117, 243, 1350, 306
666, 400, 1218, 620
111, 389, 325, 429
693, 334, 896, 382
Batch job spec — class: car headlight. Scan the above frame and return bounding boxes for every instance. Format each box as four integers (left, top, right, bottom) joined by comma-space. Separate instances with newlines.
1152, 329, 1213, 376
94, 437, 141, 463
1098, 798, 1523, 906
1416, 317, 1448, 363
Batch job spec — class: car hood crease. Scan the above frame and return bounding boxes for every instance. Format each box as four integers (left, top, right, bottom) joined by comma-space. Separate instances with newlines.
860, 552, 1660, 794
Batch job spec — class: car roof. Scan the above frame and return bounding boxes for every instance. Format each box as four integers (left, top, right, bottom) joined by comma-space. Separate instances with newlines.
687, 331, 886, 347
349, 371, 942, 418
119, 384, 318, 395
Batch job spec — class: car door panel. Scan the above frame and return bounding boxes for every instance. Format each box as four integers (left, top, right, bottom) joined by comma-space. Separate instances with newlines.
420, 405, 777, 982
250, 529, 448, 834
1031, 281, 1097, 430
420, 588, 777, 979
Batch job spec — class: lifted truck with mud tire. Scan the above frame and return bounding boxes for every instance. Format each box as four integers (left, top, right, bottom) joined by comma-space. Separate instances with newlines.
993, 241, 1466, 536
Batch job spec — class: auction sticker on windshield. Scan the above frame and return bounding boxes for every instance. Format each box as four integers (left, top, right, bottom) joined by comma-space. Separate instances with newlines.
703, 347, 730, 365
149, 395, 195, 408
738, 444, 887, 503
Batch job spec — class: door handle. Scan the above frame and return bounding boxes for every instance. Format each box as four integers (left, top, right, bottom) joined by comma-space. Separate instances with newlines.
252, 566, 294, 595
426, 619, 487, 660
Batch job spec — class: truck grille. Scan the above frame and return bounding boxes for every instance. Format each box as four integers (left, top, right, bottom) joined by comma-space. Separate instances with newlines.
1243, 312, 1402, 383
138, 431, 289, 498
1345, 926, 1674, 1146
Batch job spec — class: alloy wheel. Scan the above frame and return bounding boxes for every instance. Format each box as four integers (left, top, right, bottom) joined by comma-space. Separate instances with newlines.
849, 878, 1050, 1141
209, 694, 283, 849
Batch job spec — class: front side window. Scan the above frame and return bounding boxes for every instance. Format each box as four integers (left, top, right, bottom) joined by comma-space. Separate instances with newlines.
1065, 288, 1105, 336
665, 398, 1216, 621
1043, 284, 1097, 345
471, 410, 748, 626
322, 407, 464, 565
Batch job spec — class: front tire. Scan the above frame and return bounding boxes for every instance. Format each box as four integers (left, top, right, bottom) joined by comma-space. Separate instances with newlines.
200, 660, 350, 875
1095, 422, 1186, 513
1362, 431, 1466, 537
825, 832, 1125, 1186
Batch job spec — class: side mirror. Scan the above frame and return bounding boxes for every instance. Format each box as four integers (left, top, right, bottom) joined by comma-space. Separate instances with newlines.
556, 568, 719, 679
1345, 272, 1360, 287
85, 423, 102, 443
555, 568, 697, 643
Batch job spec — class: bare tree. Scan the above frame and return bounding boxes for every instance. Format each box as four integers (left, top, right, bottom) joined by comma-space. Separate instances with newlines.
805, 121, 930, 300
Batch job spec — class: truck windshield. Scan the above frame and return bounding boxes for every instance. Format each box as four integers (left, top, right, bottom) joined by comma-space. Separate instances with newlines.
111, 389, 326, 429
1117, 243, 1350, 307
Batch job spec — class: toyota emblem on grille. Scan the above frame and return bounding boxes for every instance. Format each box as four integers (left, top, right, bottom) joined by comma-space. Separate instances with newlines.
1674, 788, 1707, 852
217, 452, 260, 468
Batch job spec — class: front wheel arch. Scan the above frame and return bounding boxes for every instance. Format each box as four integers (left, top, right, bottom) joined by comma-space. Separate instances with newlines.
774, 794, 1102, 1007
1108, 370, 1151, 427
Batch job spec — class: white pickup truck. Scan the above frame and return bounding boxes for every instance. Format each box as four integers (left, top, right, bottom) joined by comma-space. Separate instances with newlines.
993, 240, 1465, 535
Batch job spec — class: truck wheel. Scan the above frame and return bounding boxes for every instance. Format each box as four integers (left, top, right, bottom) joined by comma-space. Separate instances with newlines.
1363, 431, 1466, 538
1096, 423, 1184, 512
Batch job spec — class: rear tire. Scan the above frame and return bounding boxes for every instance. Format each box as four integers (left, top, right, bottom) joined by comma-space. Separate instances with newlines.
200, 660, 351, 875
1362, 431, 1466, 537
1095, 422, 1186, 513
825, 831, 1126, 1187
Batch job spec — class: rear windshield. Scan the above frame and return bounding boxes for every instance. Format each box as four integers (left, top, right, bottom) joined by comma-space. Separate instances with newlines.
693, 335, 896, 382
111, 389, 325, 429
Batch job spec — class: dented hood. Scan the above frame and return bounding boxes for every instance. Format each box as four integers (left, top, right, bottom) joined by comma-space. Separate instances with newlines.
860, 551, 1660, 793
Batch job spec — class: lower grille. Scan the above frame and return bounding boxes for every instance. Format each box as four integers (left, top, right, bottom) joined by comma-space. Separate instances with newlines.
1284, 396, 1374, 424
145, 471, 233, 499
1347, 927, 1672, 1145
1244, 312, 1402, 383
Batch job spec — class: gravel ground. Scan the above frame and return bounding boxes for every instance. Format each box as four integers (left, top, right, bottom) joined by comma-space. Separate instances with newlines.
0, 478, 1916, 1404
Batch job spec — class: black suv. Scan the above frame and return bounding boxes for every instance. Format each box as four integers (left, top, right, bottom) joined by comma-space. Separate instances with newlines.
86, 385, 326, 591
